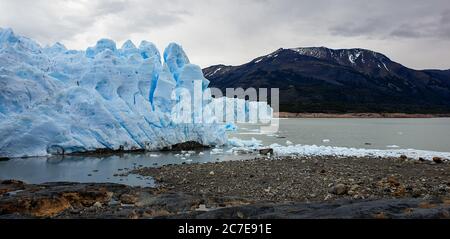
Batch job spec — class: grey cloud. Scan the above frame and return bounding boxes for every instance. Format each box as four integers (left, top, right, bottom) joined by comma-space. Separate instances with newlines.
329, 18, 389, 38
389, 11, 450, 39
0, 0, 186, 44
93, 0, 129, 15
0, 0, 450, 69
327, 2, 450, 40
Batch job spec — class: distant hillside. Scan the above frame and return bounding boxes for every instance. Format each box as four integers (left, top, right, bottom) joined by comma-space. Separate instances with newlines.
203, 47, 450, 113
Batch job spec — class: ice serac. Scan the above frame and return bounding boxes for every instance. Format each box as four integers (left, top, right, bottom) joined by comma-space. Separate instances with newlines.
0, 28, 228, 158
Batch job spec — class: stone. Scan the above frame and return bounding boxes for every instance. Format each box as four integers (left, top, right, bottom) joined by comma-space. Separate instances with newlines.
259, 148, 273, 155
324, 194, 333, 200
0, 180, 25, 195
373, 212, 388, 219
164, 141, 208, 151
61, 189, 112, 207
350, 184, 360, 191
433, 157, 443, 164
128, 210, 140, 219
387, 176, 400, 187
30, 197, 71, 217
143, 209, 171, 218
1, 180, 24, 186
196, 204, 208, 211
119, 194, 138, 204
330, 184, 348, 195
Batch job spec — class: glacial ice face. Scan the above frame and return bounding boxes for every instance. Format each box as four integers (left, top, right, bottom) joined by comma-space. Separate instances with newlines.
0, 28, 230, 158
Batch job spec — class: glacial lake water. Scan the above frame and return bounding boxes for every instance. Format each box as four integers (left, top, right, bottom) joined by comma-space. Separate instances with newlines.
1, 118, 450, 186
232, 118, 450, 152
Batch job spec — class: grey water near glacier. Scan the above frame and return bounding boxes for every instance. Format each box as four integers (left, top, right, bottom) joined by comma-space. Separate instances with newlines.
1, 118, 450, 186
233, 118, 450, 152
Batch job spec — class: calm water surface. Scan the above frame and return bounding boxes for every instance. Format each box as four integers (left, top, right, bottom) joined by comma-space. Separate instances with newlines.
233, 118, 450, 152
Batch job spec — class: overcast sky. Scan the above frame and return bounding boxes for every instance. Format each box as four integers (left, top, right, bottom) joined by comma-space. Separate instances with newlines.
1, 0, 449, 69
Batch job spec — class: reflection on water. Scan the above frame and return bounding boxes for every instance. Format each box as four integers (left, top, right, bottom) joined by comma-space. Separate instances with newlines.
0, 150, 254, 187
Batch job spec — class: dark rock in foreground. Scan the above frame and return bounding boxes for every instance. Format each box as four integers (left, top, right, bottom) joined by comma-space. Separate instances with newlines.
165, 198, 450, 219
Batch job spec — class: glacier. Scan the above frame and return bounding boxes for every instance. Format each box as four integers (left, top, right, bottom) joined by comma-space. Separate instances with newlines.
0, 28, 273, 158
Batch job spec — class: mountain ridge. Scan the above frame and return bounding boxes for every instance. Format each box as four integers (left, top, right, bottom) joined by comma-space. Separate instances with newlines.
204, 47, 450, 113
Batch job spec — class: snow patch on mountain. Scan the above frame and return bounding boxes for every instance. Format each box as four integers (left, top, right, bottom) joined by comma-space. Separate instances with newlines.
289, 47, 391, 71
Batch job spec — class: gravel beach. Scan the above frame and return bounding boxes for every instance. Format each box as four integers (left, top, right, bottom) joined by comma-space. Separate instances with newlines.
132, 156, 450, 203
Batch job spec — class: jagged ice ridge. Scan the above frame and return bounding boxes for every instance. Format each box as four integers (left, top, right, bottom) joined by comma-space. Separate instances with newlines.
0, 28, 273, 158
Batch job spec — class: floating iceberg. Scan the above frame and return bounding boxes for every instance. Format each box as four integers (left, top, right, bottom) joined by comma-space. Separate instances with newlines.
227, 137, 262, 148
0, 28, 272, 158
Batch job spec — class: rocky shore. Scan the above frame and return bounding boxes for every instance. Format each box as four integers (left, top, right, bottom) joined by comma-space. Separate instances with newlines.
274, 112, 450, 118
1, 156, 449, 219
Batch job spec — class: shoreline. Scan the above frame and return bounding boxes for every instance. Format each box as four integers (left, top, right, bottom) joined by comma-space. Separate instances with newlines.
1, 155, 449, 219
274, 112, 450, 118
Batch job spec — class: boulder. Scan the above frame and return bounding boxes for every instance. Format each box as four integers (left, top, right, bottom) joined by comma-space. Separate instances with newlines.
259, 148, 274, 155
433, 157, 443, 164
329, 184, 348, 195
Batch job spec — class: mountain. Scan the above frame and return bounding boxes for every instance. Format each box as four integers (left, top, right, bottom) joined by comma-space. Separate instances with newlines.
204, 47, 450, 113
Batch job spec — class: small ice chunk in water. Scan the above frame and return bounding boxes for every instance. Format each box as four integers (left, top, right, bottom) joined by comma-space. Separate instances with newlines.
210, 148, 223, 155
227, 137, 262, 147
322, 139, 331, 143
286, 140, 293, 145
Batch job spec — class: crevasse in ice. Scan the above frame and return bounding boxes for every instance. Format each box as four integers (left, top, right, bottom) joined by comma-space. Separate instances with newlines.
1, 28, 268, 158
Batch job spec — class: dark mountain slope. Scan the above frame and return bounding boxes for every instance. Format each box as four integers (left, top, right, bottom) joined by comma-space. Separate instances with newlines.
204, 47, 450, 113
